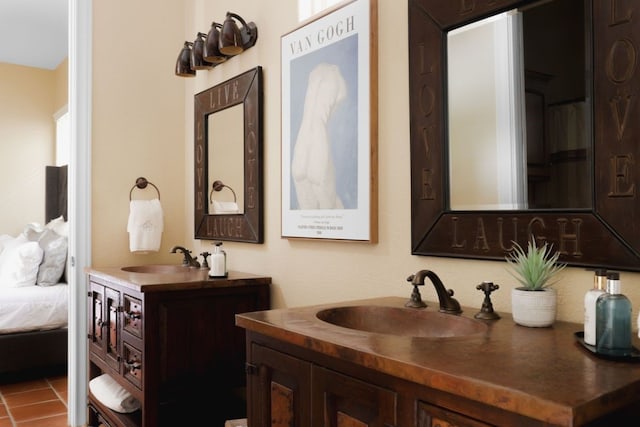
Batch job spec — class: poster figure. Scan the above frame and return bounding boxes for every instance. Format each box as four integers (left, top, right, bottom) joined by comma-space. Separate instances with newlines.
292, 63, 347, 209
289, 35, 358, 210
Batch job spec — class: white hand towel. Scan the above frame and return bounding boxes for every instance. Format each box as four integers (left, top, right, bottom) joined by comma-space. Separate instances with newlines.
127, 198, 163, 252
89, 374, 141, 413
211, 200, 239, 214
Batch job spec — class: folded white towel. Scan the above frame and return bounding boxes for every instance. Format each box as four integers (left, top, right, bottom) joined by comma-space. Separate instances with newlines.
211, 200, 239, 214
89, 374, 140, 413
127, 198, 163, 252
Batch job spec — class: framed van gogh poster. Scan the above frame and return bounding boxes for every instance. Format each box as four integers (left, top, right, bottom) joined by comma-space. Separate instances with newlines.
281, 0, 378, 242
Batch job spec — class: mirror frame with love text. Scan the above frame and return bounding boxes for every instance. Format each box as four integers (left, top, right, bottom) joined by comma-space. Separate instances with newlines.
194, 66, 263, 243
408, 0, 640, 271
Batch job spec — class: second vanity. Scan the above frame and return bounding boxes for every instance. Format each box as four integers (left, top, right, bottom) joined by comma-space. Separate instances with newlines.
86, 266, 270, 427
236, 297, 640, 426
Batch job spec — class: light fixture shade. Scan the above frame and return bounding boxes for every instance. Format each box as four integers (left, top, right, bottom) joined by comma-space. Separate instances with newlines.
191, 32, 213, 70
175, 41, 195, 77
203, 22, 227, 64
219, 13, 245, 55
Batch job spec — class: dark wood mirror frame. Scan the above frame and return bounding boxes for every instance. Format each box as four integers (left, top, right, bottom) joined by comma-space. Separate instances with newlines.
194, 66, 263, 243
409, 0, 640, 271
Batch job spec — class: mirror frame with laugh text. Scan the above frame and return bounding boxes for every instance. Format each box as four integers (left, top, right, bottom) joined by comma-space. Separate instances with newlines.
194, 66, 263, 243
408, 0, 640, 271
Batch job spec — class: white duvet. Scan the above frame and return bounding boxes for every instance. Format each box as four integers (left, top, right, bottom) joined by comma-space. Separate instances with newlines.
0, 283, 68, 334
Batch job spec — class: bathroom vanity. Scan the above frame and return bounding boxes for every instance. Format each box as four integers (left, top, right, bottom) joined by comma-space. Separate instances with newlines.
86, 266, 270, 427
236, 297, 640, 426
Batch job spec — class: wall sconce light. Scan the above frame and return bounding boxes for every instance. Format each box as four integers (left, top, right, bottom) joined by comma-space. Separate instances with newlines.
191, 32, 213, 70
175, 41, 196, 77
209, 180, 239, 214
203, 23, 227, 64
175, 11, 258, 77
219, 12, 258, 56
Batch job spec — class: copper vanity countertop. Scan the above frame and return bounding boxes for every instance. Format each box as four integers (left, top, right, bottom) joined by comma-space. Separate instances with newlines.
87, 267, 270, 292
236, 296, 640, 426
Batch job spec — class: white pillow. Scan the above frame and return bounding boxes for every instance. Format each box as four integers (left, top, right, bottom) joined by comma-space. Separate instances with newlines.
23, 225, 68, 286
0, 234, 14, 255
0, 234, 27, 265
0, 236, 44, 287
46, 215, 69, 238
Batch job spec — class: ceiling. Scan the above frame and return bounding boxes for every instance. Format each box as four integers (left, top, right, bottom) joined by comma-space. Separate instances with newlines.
0, 0, 68, 70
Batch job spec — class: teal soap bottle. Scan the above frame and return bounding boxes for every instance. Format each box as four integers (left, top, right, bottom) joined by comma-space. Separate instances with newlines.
596, 272, 632, 354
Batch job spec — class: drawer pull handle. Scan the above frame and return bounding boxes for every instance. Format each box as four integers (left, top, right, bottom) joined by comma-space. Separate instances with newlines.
125, 311, 141, 320
125, 360, 142, 371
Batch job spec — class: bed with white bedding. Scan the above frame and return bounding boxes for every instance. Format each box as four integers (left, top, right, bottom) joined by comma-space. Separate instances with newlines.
0, 284, 68, 334
0, 165, 68, 380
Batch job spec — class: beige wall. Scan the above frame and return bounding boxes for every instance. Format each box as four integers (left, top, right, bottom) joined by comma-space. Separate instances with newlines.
91, 0, 187, 265
90, 0, 640, 326
0, 61, 67, 235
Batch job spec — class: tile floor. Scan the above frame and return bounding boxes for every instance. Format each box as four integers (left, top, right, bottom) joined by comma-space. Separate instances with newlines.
0, 377, 67, 427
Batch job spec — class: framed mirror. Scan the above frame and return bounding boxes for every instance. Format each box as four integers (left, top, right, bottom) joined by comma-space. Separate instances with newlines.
409, 0, 640, 271
194, 66, 263, 243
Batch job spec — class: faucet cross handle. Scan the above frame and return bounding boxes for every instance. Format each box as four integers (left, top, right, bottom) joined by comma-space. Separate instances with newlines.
474, 281, 500, 320
200, 252, 211, 269
405, 274, 427, 308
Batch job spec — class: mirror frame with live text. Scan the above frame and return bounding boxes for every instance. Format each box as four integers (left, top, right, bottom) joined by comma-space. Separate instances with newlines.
194, 66, 263, 243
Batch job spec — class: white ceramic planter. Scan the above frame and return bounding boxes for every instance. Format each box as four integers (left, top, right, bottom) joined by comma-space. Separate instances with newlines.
511, 287, 557, 327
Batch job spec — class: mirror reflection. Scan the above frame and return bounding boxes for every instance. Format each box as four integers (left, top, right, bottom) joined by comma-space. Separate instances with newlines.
447, 0, 591, 211
207, 104, 244, 214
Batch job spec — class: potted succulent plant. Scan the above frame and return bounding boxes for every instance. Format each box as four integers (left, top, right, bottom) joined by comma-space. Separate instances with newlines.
506, 237, 566, 327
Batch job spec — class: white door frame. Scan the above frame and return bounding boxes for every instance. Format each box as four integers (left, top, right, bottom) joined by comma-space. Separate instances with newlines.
68, 0, 92, 425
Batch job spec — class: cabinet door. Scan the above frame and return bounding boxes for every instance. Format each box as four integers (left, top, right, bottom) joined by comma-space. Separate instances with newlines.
88, 282, 106, 357
311, 366, 397, 427
248, 343, 312, 427
418, 402, 493, 427
104, 287, 121, 372
87, 282, 121, 372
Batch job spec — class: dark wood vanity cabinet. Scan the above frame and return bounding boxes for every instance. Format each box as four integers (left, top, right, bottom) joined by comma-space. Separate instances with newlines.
246, 337, 489, 427
87, 269, 270, 427
239, 298, 640, 427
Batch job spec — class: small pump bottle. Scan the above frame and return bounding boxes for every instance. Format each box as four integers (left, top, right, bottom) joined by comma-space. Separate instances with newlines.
596, 272, 632, 353
208, 242, 227, 278
583, 269, 607, 345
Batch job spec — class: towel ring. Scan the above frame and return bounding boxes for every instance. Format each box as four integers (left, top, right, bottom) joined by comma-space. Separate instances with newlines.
129, 177, 161, 200
209, 180, 237, 204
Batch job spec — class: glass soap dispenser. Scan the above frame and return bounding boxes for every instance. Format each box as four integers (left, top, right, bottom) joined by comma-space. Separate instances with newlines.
584, 269, 607, 345
596, 272, 632, 354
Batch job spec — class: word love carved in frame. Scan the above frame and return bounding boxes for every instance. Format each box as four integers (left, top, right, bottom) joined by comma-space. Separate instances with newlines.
408, 0, 640, 271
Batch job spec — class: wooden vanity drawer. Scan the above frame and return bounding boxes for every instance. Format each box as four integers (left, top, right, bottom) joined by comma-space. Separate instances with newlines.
122, 342, 143, 389
88, 403, 114, 427
123, 294, 142, 338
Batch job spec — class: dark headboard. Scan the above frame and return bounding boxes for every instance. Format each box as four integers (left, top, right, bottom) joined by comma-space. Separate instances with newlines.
45, 165, 68, 223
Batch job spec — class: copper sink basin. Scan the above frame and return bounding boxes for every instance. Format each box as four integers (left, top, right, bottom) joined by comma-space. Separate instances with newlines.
121, 265, 191, 274
316, 305, 488, 338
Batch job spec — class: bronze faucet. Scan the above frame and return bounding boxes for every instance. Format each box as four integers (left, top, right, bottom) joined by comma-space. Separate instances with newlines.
170, 246, 201, 268
406, 270, 462, 314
